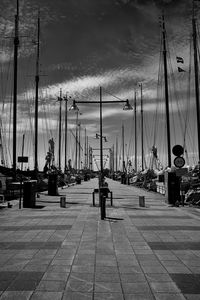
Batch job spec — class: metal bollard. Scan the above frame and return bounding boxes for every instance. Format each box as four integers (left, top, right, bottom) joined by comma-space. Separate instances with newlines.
139, 196, 145, 207
100, 195, 106, 220
60, 196, 66, 208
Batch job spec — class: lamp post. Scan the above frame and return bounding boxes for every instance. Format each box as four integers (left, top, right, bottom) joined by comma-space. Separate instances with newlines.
69, 86, 133, 219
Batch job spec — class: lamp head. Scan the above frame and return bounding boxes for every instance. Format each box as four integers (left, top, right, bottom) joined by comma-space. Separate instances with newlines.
69, 100, 79, 111
123, 99, 133, 110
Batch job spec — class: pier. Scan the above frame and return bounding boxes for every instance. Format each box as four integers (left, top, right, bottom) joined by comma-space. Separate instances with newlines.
0, 178, 200, 299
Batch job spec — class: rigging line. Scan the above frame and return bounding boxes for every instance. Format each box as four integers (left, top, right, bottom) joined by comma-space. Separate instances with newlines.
103, 88, 127, 102
167, 45, 186, 144
183, 34, 192, 151
153, 32, 163, 147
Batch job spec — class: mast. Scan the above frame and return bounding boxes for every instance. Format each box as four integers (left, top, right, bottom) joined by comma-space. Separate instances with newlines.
84, 128, 87, 169
134, 91, 137, 172
86, 136, 89, 169
78, 122, 81, 170
122, 124, 125, 172
192, 1, 200, 162
100, 86, 103, 180
58, 89, 62, 170
140, 83, 144, 170
64, 95, 68, 172
162, 14, 171, 167
21, 133, 25, 171
115, 136, 118, 172
75, 111, 78, 171
13, 0, 19, 178
34, 12, 40, 174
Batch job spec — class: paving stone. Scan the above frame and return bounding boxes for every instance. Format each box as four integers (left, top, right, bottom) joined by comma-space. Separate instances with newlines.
170, 274, 200, 294
154, 294, 186, 300
122, 282, 151, 294
94, 293, 124, 300
150, 281, 181, 293
0, 291, 33, 300
94, 282, 122, 293
7, 279, 39, 291
62, 292, 93, 299
36, 280, 66, 291
65, 278, 93, 293
30, 291, 63, 300
124, 294, 155, 300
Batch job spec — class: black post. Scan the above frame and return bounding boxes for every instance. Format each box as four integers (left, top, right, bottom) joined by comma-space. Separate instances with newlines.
58, 89, 62, 170
13, 0, 19, 179
192, 11, 200, 162
64, 95, 68, 172
162, 14, 171, 167
140, 83, 144, 170
134, 91, 137, 172
34, 13, 40, 175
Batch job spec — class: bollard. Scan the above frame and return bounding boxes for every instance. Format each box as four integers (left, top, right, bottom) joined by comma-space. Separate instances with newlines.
139, 196, 145, 207
100, 195, 106, 220
60, 196, 66, 208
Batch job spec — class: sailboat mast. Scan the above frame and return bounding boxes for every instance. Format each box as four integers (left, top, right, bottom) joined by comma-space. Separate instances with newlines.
84, 128, 87, 169
34, 12, 40, 173
122, 124, 125, 172
78, 123, 81, 170
64, 95, 68, 172
134, 91, 137, 172
192, 2, 200, 162
58, 89, 62, 170
140, 83, 144, 170
115, 136, 118, 172
162, 14, 171, 167
13, 0, 19, 178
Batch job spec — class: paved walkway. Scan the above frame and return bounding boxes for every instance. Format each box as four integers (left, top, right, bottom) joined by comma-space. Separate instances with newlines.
0, 178, 200, 299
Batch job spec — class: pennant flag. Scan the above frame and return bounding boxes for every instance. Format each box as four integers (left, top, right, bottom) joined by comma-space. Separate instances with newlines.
178, 67, 186, 72
176, 56, 184, 63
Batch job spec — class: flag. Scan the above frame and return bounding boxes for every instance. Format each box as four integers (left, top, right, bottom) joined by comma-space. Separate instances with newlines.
178, 67, 186, 72
176, 56, 184, 63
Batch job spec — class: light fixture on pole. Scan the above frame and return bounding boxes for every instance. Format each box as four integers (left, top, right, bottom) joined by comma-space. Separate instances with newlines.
69, 87, 133, 219
95, 133, 108, 142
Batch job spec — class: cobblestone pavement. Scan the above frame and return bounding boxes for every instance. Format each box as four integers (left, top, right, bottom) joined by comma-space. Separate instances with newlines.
0, 178, 200, 299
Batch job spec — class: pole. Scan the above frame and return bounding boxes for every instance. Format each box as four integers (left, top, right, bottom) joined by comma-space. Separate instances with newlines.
84, 128, 87, 169
122, 124, 125, 172
21, 134, 25, 171
58, 89, 62, 170
134, 91, 137, 172
75, 111, 78, 171
140, 83, 144, 170
162, 14, 171, 167
13, 0, 19, 179
64, 95, 68, 172
34, 13, 40, 175
78, 123, 81, 170
192, 5, 200, 162
116, 136, 118, 172
19, 133, 25, 209
87, 136, 89, 169
100, 86, 103, 185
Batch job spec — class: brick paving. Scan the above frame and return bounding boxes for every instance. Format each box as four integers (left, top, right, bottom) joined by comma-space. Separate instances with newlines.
0, 178, 200, 299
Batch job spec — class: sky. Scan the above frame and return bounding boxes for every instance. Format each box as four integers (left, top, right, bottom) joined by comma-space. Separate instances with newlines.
0, 0, 199, 171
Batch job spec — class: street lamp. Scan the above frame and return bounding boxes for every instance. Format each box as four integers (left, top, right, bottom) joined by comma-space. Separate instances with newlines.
95, 133, 108, 142
69, 86, 133, 218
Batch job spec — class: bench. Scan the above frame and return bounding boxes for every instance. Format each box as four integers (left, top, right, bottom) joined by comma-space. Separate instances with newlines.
92, 187, 113, 206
